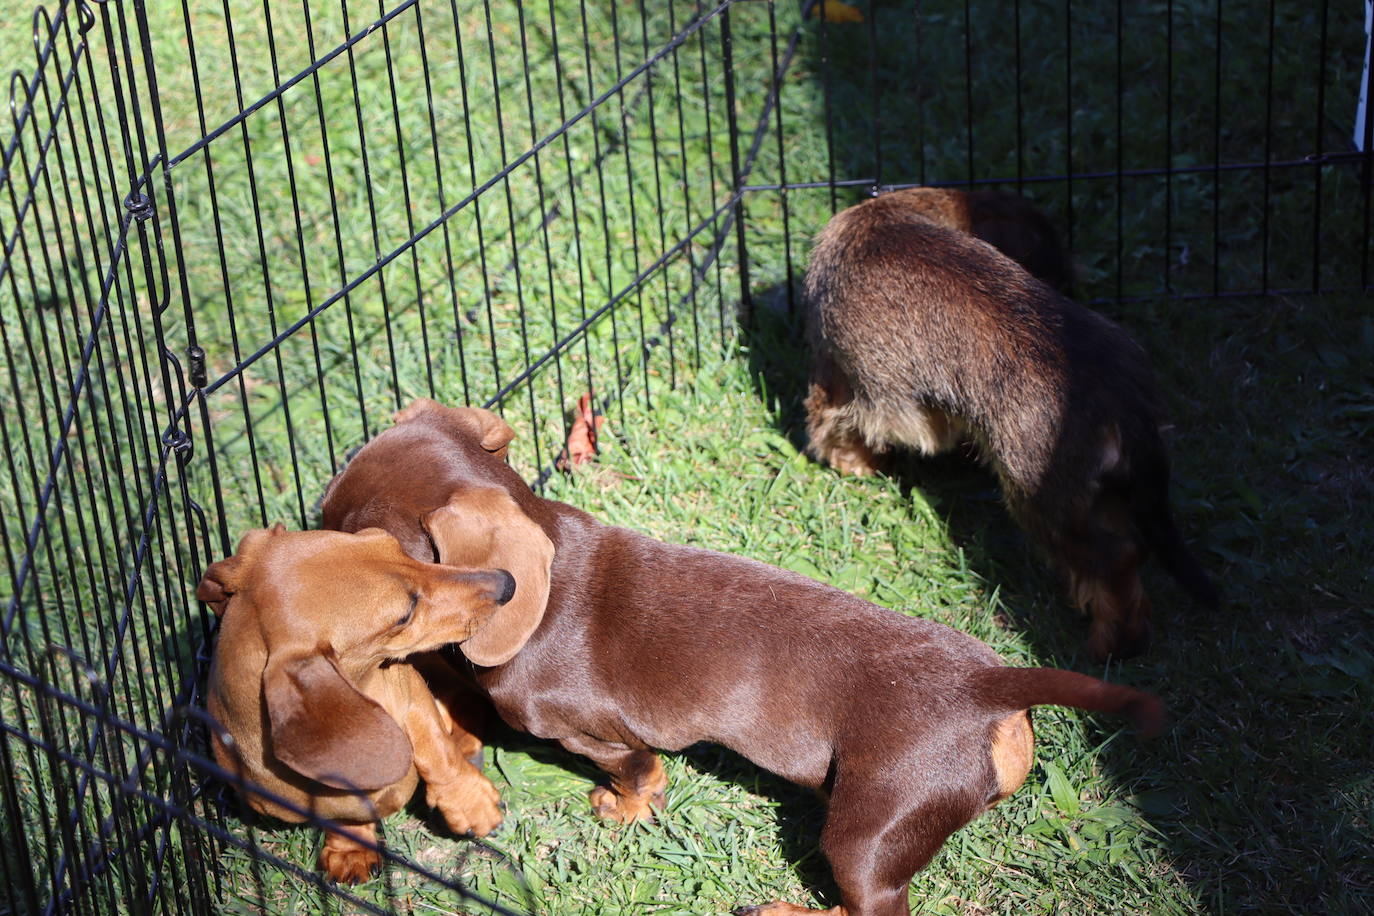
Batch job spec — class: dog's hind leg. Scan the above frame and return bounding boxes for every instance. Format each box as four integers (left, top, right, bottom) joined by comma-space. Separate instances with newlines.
561, 734, 667, 824
735, 766, 972, 916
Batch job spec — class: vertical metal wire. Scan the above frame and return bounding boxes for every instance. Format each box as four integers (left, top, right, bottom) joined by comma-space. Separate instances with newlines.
1363, 18, 1374, 289
1164, 0, 1173, 295
1063, 0, 1074, 254
915, 1, 926, 187
414, 2, 473, 406
666, 1, 708, 358
1014, 0, 1023, 194
693, 1, 728, 352
1212, 0, 1222, 296
816, 0, 838, 213
637, 4, 679, 389
1261, 0, 1275, 293
545, 0, 600, 405
608, 0, 652, 409
768, 0, 796, 313
720, 4, 753, 325
124, 13, 225, 895
176, 0, 262, 544
217, 0, 310, 524
1115, 0, 1123, 302
298, 0, 372, 444
580, 0, 628, 426
866, 0, 882, 194
259, 0, 340, 468
338, 0, 404, 416
450, 0, 508, 424
110, 23, 207, 894
515, 0, 572, 442
480, 0, 546, 470
962, 0, 974, 186
199, 0, 292, 521
1312, 0, 1329, 292
376, 0, 437, 402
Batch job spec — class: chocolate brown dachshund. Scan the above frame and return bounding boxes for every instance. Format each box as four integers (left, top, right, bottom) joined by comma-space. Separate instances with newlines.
321, 400, 1163, 915
198, 525, 514, 882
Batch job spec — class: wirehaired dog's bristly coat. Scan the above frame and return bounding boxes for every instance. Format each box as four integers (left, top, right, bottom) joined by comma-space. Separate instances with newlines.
881, 187, 1077, 294
803, 188, 1217, 659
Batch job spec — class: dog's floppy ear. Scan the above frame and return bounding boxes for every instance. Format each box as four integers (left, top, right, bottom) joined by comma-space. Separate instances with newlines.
196, 555, 242, 617
454, 407, 516, 458
262, 651, 413, 791
196, 526, 284, 617
394, 399, 515, 459
423, 488, 554, 666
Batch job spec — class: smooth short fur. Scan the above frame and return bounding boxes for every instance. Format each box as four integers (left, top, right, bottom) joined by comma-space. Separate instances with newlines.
321, 401, 1164, 915
802, 189, 1217, 659
198, 525, 515, 882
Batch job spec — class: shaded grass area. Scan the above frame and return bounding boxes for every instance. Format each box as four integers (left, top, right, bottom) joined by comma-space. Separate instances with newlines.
739, 288, 1374, 913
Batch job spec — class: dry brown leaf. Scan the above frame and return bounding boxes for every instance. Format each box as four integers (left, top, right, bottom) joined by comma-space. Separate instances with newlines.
556, 392, 606, 471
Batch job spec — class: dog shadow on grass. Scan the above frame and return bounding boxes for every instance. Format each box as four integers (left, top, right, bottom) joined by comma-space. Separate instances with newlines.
483, 724, 839, 910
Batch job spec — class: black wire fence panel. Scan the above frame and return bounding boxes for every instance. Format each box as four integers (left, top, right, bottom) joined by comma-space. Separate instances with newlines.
742, 0, 1372, 307
0, 0, 1368, 912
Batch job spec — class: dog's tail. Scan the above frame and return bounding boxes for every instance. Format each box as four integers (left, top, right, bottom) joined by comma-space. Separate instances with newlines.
1130, 468, 1220, 608
969, 666, 1164, 737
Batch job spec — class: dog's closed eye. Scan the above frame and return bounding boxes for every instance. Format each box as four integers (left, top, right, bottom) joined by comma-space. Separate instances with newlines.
395, 592, 419, 628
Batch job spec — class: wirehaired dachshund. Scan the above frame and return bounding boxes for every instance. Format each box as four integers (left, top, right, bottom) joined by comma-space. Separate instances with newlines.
803, 187, 1218, 660
319, 399, 1164, 915
197, 524, 516, 882
879, 186, 1077, 293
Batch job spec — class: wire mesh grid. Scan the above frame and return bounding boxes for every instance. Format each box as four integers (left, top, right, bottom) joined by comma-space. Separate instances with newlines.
0, 0, 1369, 912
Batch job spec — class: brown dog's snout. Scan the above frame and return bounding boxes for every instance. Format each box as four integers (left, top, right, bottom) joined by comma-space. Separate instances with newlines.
442, 568, 515, 606
490, 569, 516, 606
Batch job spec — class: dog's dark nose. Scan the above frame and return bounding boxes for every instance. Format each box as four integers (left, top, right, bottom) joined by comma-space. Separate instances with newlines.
448, 568, 517, 604
492, 569, 516, 605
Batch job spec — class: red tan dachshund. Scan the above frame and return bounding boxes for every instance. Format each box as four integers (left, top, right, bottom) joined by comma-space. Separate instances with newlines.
197, 525, 514, 882
320, 399, 1164, 915
803, 187, 1218, 659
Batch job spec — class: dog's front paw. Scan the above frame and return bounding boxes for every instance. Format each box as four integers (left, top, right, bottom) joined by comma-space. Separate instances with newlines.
732, 903, 844, 916
319, 832, 381, 884
813, 436, 882, 477
429, 770, 504, 837
588, 784, 663, 824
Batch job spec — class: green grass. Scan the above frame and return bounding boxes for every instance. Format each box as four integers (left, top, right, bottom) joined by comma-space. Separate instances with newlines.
211, 291, 1373, 913
2, 0, 1372, 913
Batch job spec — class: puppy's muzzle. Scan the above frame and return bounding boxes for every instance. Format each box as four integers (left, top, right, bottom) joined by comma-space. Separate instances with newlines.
491, 569, 516, 605
444, 567, 515, 606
